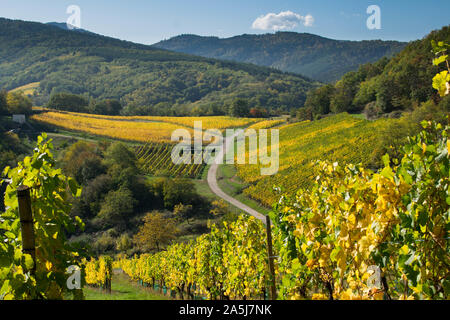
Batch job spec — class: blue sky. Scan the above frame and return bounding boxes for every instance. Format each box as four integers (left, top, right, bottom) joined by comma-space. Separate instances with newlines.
1, 0, 449, 44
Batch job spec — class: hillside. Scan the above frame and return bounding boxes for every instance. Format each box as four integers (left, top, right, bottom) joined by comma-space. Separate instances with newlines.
0, 18, 317, 115
236, 23, 450, 206
46, 22, 93, 34
236, 113, 391, 206
300, 25, 450, 119
154, 32, 406, 82
30, 110, 262, 143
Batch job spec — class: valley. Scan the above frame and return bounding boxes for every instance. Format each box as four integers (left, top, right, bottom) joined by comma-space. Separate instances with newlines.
0, 13, 449, 302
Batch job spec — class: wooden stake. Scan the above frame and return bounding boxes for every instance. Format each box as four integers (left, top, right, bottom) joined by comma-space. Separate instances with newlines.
266, 215, 276, 300
106, 276, 112, 294
17, 186, 36, 275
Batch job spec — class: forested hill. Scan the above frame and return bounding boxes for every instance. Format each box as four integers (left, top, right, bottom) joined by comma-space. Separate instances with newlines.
46, 22, 94, 34
299, 25, 450, 120
153, 32, 407, 83
0, 18, 317, 116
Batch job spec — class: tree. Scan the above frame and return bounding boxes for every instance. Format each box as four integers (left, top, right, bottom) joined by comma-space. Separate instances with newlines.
304, 84, 334, 116
209, 199, 230, 216
162, 178, 197, 209
173, 203, 193, 223
133, 211, 179, 252
330, 81, 354, 114
103, 142, 140, 192
0, 90, 8, 115
78, 156, 106, 185
90, 99, 122, 115
81, 174, 114, 216
103, 142, 138, 171
93, 232, 116, 254
375, 75, 397, 113
353, 77, 378, 110
116, 234, 133, 252
249, 107, 268, 118
210, 199, 239, 224
63, 141, 102, 184
97, 187, 137, 231
6, 91, 32, 114
47, 92, 89, 113
296, 106, 313, 121
329, 70, 366, 114
228, 98, 250, 117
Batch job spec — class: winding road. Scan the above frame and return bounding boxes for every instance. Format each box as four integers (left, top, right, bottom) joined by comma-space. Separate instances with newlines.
207, 131, 267, 224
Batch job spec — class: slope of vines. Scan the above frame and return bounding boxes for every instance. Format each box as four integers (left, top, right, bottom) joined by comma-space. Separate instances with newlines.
115, 215, 268, 300
236, 113, 391, 206
114, 122, 449, 300
135, 143, 206, 178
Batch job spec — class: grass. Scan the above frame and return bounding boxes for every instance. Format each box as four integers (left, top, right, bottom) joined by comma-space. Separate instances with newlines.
145, 164, 269, 216
192, 178, 218, 200
84, 271, 169, 300
216, 164, 271, 215
196, 163, 271, 215
349, 113, 367, 120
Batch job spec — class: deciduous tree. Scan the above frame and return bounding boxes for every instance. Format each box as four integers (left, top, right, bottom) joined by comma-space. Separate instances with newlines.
133, 211, 178, 252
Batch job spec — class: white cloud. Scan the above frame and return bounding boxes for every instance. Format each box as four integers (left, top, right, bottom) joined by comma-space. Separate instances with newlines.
303, 14, 314, 27
251, 11, 314, 31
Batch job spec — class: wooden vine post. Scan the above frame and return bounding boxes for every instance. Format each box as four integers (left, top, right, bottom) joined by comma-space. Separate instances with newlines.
265, 215, 277, 300
106, 276, 112, 294
17, 185, 36, 275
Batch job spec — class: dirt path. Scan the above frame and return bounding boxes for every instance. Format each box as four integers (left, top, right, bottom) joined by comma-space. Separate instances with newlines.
207, 131, 267, 224
45, 132, 98, 142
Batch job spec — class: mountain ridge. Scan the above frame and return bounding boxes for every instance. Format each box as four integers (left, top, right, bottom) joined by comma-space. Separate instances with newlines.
46, 22, 93, 34
154, 32, 407, 82
0, 17, 317, 116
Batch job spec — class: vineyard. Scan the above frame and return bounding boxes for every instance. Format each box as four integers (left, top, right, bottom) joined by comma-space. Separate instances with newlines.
115, 122, 449, 300
270, 121, 449, 300
31, 110, 269, 178
135, 143, 206, 178
84, 256, 113, 293
236, 113, 391, 206
32, 109, 263, 135
128, 115, 262, 130
1, 40, 449, 301
247, 119, 286, 130
1, 119, 448, 300
31, 111, 193, 143
115, 215, 269, 300
71, 112, 264, 130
